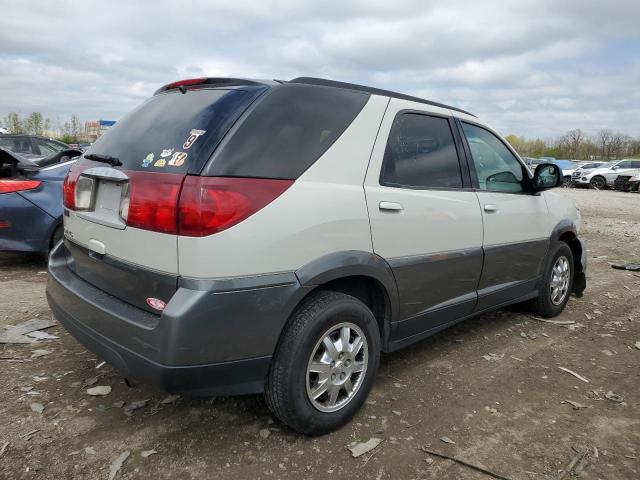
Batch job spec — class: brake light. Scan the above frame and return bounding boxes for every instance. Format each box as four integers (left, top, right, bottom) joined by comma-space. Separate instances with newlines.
89, 171, 291, 236
124, 171, 184, 234
63, 162, 89, 209
178, 177, 293, 237
0, 180, 42, 194
166, 78, 207, 90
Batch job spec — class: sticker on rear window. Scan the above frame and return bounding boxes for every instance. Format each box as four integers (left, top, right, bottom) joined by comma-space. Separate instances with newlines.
142, 153, 154, 168
154, 158, 167, 167
183, 129, 205, 149
168, 151, 187, 166
160, 148, 174, 158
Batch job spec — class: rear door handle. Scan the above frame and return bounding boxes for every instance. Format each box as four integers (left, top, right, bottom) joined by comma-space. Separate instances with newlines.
379, 201, 403, 212
484, 204, 498, 213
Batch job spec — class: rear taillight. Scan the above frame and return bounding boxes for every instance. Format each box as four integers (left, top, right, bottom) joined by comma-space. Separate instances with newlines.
0, 180, 42, 194
177, 177, 293, 237
63, 162, 89, 209
124, 171, 185, 234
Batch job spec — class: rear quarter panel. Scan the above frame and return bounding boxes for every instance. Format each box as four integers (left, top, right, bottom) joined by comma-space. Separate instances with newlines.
177, 95, 390, 278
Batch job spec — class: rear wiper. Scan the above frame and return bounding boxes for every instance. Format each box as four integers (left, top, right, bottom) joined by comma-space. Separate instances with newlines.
84, 153, 122, 167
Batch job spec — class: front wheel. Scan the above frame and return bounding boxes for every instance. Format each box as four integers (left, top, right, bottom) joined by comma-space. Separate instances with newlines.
265, 290, 380, 435
590, 175, 606, 189
528, 242, 574, 317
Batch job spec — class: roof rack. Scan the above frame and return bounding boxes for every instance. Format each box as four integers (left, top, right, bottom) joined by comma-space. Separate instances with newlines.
289, 77, 475, 117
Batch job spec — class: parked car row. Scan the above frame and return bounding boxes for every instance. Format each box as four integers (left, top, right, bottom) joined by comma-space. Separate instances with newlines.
570, 159, 640, 189
524, 156, 640, 191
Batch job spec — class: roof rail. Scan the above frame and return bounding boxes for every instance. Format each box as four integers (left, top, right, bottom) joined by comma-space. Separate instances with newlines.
289, 77, 475, 117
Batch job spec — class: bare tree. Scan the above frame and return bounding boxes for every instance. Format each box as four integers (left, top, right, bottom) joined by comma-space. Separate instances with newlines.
596, 129, 613, 160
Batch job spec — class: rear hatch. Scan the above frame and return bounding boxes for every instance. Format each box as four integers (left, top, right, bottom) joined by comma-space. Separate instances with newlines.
62, 83, 267, 312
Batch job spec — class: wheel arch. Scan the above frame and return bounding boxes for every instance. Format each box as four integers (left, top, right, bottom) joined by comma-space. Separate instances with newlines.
551, 221, 586, 296
294, 251, 400, 350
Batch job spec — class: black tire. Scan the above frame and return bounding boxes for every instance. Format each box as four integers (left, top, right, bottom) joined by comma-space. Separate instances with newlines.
265, 290, 380, 435
590, 175, 606, 189
528, 242, 574, 318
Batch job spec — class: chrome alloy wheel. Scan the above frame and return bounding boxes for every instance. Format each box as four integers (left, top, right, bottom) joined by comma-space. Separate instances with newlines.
306, 322, 368, 413
550, 255, 571, 305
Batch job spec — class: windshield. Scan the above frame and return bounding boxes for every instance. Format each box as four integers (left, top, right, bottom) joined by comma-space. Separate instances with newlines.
85, 86, 266, 174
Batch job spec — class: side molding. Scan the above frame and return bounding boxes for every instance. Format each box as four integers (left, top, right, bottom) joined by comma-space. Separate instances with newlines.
295, 250, 400, 322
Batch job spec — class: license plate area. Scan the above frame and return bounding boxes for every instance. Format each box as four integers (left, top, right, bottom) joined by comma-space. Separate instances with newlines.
77, 179, 127, 229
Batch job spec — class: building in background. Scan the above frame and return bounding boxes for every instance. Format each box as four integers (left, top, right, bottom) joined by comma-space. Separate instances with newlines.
80, 119, 116, 142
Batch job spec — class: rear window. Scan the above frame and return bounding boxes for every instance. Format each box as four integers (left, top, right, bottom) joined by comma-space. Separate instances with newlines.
205, 84, 370, 179
85, 86, 266, 173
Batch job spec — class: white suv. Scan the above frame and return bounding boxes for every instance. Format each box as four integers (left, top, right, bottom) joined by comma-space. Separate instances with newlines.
47, 77, 587, 435
572, 159, 640, 189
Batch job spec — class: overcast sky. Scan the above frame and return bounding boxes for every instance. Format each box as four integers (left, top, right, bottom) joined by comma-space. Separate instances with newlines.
1, 0, 639, 138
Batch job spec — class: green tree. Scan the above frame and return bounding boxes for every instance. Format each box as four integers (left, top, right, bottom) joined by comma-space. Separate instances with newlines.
57, 134, 76, 145
24, 112, 44, 135
4, 112, 24, 133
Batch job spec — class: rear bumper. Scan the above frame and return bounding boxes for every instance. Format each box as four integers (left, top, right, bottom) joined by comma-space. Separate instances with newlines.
46, 242, 310, 396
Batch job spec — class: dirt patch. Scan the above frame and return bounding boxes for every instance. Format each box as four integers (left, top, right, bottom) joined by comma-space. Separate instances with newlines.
1, 189, 639, 479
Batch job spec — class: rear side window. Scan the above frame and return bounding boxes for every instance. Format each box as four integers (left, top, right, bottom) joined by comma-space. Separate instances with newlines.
85, 86, 266, 173
380, 113, 462, 189
35, 138, 67, 156
207, 84, 369, 179
0, 136, 32, 154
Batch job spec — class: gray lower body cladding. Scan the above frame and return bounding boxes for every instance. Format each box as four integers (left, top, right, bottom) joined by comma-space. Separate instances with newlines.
387, 239, 551, 347
46, 241, 311, 396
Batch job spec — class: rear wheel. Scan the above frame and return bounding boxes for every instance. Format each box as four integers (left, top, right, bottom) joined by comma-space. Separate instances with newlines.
265, 290, 380, 435
527, 242, 574, 317
590, 175, 606, 189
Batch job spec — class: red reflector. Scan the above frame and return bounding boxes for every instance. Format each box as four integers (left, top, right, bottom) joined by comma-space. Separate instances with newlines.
146, 297, 167, 311
0, 179, 42, 194
178, 177, 293, 237
166, 78, 207, 90
0, 221, 10, 228
125, 171, 184, 234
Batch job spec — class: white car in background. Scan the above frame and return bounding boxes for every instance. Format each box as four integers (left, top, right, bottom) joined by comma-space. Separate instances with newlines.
563, 161, 605, 183
571, 159, 640, 189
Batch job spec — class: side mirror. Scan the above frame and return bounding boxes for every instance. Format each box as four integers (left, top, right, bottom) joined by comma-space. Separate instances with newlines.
611, 165, 618, 170
533, 163, 561, 191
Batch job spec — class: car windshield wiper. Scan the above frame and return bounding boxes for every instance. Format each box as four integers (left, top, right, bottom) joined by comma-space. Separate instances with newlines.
84, 153, 122, 167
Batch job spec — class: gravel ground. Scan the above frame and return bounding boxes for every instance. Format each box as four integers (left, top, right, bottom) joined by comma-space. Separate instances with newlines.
1, 188, 639, 479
